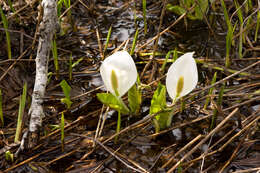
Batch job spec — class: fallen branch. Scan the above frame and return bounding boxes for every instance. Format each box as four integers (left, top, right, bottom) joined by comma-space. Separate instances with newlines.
18, 0, 58, 151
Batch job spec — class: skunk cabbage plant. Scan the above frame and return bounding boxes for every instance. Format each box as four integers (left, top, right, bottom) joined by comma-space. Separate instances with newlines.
100, 51, 138, 98
98, 50, 139, 139
166, 52, 198, 102
151, 52, 198, 132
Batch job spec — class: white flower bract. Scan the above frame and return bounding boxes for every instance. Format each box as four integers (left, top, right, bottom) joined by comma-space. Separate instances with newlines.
166, 52, 198, 101
100, 51, 138, 97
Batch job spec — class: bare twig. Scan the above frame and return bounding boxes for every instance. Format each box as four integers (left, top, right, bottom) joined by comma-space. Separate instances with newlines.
167, 108, 239, 172
71, 133, 149, 173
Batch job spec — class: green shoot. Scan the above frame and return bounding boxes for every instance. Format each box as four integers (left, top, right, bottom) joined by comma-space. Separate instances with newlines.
220, 0, 232, 30
173, 48, 178, 61
0, 89, 3, 127
234, 0, 244, 58
133, 2, 137, 26
210, 85, 225, 131
15, 83, 27, 143
72, 57, 83, 68
150, 83, 172, 131
104, 26, 112, 55
52, 38, 59, 78
57, 0, 63, 18
159, 48, 178, 74
7, 0, 19, 23
204, 72, 217, 109
63, 0, 71, 19
255, 10, 260, 42
153, 119, 160, 134
225, 28, 232, 67
5, 150, 14, 163
7, 0, 15, 14
130, 28, 139, 56
115, 111, 121, 142
221, 0, 234, 67
245, 0, 252, 15
0, 8, 11, 59
61, 112, 65, 151
60, 80, 73, 109
47, 72, 53, 84
160, 50, 173, 74
128, 83, 142, 115
177, 163, 182, 173
142, 0, 147, 34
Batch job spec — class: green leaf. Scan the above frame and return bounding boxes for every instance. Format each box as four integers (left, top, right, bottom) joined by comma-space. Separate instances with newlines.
167, 0, 208, 21
61, 98, 72, 109
150, 83, 166, 114
60, 80, 71, 99
15, 83, 27, 143
149, 83, 172, 131
128, 83, 142, 115
166, 4, 186, 16
155, 111, 172, 130
5, 150, 14, 163
60, 80, 72, 109
97, 93, 129, 114
194, 0, 208, 20
0, 7, 11, 59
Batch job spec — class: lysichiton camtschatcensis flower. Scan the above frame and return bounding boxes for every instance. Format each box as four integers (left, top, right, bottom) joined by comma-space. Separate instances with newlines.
166, 52, 198, 102
100, 51, 138, 97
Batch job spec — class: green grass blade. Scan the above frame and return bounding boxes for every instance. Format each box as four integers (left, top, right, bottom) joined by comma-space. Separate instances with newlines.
160, 50, 172, 74
142, 0, 147, 34
220, 0, 232, 30
57, 0, 63, 18
234, 0, 244, 58
221, 0, 234, 67
128, 83, 141, 115
7, 0, 16, 14
52, 39, 59, 78
104, 26, 112, 54
225, 21, 237, 67
173, 48, 178, 61
130, 28, 139, 56
0, 89, 4, 127
15, 83, 27, 143
0, 8, 11, 59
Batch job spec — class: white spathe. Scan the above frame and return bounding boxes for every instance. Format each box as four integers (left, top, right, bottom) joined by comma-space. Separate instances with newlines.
166, 52, 198, 100
100, 51, 138, 97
